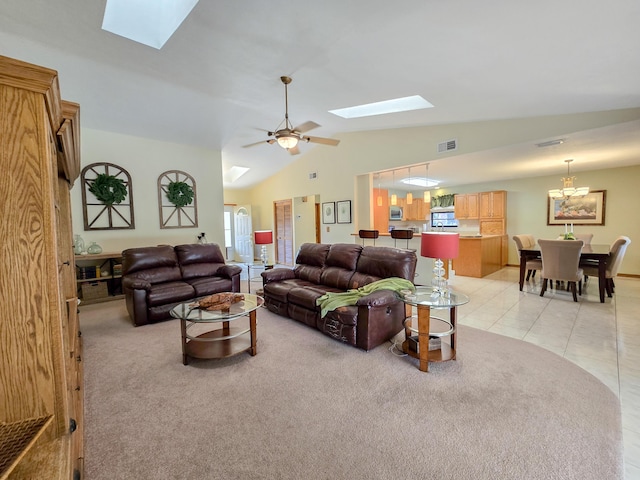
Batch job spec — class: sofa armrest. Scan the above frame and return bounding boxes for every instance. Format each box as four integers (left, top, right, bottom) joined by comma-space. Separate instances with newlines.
122, 277, 151, 291
261, 267, 295, 284
218, 264, 243, 278
356, 290, 401, 308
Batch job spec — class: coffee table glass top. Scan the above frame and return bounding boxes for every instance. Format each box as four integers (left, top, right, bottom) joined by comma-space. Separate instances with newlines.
400, 286, 469, 308
170, 293, 263, 322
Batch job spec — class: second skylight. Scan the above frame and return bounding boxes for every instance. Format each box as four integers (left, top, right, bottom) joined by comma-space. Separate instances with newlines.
329, 95, 434, 119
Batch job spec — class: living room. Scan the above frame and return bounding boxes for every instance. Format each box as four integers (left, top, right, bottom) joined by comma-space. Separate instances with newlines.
1, 1, 640, 479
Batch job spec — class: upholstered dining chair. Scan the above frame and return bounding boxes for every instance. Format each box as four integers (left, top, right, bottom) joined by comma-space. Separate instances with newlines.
582, 236, 631, 298
390, 229, 413, 249
574, 233, 594, 245
538, 239, 584, 302
513, 234, 542, 281
358, 229, 379, 246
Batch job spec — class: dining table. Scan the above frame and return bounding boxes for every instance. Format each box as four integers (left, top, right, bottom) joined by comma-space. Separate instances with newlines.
518, 243, 611, 303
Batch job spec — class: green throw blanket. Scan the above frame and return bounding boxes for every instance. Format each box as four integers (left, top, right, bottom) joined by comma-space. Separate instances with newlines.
315, 277, 416, 318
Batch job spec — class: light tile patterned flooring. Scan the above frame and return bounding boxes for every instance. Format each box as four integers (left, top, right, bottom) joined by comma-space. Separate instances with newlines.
246, 265, 640, 477
447, 267, 640, 480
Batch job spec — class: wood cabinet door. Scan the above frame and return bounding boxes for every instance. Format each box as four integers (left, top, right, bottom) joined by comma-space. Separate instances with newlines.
454, 194, 468, 219
467, 194, 479, 218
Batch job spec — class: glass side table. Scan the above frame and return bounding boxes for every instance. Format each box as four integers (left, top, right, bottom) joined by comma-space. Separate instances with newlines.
246, 263, 273, 293
400, 286, 469, 372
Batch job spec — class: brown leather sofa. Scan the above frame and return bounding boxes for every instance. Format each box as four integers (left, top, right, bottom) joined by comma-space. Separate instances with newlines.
121, 243, 242, 326
261, 243, 417, 350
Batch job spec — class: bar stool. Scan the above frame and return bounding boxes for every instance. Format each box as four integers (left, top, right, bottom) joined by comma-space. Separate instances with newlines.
358, 229, 379, 246
390, 229, 414, 249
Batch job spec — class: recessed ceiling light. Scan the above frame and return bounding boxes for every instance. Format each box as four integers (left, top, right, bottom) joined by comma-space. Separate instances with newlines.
401, 177, 439, 188
102, 0, 199, 49
329, 95, 434, 119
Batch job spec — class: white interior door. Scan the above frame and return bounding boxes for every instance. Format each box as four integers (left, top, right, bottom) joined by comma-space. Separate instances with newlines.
234, 205, 253, 263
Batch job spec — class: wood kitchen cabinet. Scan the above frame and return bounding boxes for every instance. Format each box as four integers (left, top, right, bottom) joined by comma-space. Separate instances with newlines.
0, 55, 83, 479
479, 190, 505, 219
454, 193, 479, 219
373, 188, 389, 233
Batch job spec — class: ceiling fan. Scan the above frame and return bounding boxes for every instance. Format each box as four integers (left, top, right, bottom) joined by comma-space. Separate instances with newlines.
243, 76, 340, 155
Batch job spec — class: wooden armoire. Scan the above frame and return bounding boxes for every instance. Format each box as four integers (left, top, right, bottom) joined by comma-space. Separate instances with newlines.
0, 55, 83, 478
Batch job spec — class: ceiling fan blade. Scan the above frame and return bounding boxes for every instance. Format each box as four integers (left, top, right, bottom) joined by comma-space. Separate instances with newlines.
303, 136, 340, 146
293, 121, 320, 133
288, 145, 301, 155
242, 139, 276, 148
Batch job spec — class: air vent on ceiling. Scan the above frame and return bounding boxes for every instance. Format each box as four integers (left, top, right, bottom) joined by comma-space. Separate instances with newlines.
309, 172, 317, 180
437, 139, 458, 153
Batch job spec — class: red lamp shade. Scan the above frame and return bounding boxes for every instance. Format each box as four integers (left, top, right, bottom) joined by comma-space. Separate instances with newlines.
420, 232, 459, 259
254, 230, 273, 245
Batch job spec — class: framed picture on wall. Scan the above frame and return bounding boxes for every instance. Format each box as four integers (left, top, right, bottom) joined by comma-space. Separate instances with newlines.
336, 200, 352, 224
322, 202, 335, 224
547, 190, 606, 226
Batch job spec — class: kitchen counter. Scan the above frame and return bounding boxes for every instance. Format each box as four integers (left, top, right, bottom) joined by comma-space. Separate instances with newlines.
452, 235, 507, 278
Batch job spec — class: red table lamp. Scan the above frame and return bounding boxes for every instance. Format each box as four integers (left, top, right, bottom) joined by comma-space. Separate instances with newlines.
421, 232, 460, 296
254, 230, 273, 265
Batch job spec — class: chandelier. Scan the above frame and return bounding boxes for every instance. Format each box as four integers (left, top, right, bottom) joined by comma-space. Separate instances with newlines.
548, 159, 589, 199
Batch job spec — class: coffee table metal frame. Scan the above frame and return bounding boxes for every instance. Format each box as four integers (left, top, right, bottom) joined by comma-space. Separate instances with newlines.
401, 286, 469, 372
170, 293, 263, 365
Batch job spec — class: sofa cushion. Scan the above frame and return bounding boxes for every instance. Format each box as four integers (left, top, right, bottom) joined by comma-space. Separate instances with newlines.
350, 246, 417, 289
175, 243, 227, 279
147, 281, 195, 307
122, 245, 183, 284
264, 279, 315, 303
288, 285, 343, 310
186, 276, 234, 297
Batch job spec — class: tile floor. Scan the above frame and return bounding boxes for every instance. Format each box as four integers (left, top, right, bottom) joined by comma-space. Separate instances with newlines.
446, 267, 640, 480
249, 264, 640, 477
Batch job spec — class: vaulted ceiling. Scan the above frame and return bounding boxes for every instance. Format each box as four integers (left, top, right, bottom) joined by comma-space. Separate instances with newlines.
2, 0, 639, 189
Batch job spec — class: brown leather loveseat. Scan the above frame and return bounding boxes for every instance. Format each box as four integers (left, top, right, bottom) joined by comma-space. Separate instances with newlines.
122, 243, 242, 326
261, 243, 417, 350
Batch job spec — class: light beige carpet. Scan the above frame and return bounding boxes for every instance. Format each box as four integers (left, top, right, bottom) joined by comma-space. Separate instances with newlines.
80, 301, 623, 480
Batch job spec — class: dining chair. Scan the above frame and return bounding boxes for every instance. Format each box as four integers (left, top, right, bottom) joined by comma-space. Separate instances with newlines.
582, 236, 631, 298
358, 229, 379, 246
390, 229, 413, 249
538, 239, 584, 302
574, 233, 593, 245
513, 234, 542, 281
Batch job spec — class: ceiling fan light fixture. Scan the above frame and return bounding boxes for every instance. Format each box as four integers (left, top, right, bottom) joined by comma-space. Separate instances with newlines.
276, 135, 299, 150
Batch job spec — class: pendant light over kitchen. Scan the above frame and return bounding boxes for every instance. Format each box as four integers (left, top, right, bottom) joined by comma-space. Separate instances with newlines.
406, 166, 413, 205
390, 170, 397, 206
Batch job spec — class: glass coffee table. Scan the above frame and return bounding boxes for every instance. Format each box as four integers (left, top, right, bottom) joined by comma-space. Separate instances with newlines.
170, 293, 263, 365
400, 286, 469, 372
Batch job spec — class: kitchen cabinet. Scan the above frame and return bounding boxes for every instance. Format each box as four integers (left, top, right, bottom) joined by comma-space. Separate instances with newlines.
454, 193, 479, 219
0, 55, 83, 479
479, 190, 505, 219
453, 235, 504, 278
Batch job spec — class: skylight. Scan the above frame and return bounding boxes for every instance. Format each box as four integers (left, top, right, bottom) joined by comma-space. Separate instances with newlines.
223, 166, 250, 184
102, 0, 199, 49
329, 95, 434, 119
401, 177, 439, 188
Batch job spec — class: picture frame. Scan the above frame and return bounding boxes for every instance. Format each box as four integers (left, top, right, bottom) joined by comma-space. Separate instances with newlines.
336, 200, 352, 224
547, 190, 606, 226
322, 202, 335, 224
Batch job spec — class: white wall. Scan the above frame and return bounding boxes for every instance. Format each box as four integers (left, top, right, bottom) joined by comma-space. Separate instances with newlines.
229, 113, 640, 275
71, 129, 225, 253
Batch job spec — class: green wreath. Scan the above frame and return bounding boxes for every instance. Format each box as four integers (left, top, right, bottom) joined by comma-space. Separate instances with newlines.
89, 173, 127, 206
166, 181, 194, 208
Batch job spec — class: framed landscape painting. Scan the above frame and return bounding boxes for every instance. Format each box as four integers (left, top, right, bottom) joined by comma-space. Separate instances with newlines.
547, 190, 606, 226
322, 202, 335, 224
